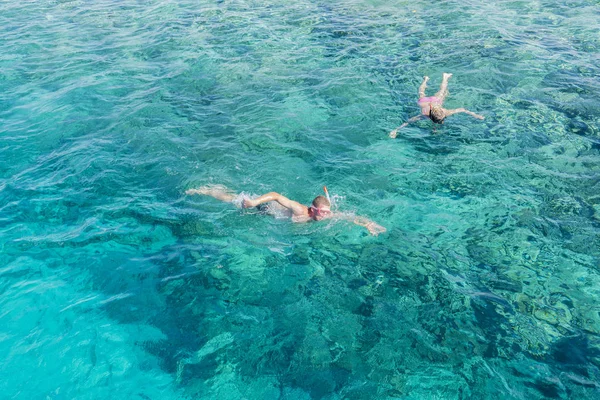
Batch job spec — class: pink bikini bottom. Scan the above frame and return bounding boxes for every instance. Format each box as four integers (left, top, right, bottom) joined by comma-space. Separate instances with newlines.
418, 96, 441, 105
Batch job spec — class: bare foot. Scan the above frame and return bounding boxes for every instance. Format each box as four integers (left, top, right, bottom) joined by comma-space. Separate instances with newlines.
186, 186, 215, 196
423, 76, 430, 81
186, 184, 231, 197
443, 73, 453, 79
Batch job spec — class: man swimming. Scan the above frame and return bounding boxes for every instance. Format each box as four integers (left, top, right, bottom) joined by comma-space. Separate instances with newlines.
389, 73, 485, 138
186, 185, 386, 236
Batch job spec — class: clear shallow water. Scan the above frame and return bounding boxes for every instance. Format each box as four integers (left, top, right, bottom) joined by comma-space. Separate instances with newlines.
1, 0, 599, 398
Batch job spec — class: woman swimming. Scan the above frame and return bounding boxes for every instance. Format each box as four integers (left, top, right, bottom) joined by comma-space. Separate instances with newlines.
389, 73, 484, 138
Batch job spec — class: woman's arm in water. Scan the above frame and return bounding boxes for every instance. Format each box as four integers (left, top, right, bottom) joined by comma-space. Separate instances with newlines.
243, 192, 308, 216
445, 108, 484, 120
389, 115, 425, 138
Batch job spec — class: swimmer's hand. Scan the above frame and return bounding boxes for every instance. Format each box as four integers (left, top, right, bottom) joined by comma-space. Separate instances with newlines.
446, 108, 485, 121
389, 129, 398, 139
352, 216, 386, 236
366, 222, 386, 236
464, 111, 484, 120
242, 198, 257, 208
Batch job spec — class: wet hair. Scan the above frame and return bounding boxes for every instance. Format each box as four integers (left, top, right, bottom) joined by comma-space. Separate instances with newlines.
311, 195, 330, 208
429, 104, 445, 124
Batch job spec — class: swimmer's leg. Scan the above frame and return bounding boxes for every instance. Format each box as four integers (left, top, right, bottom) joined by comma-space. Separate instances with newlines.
186, 185, 236, 202
418, 76, 429, 99
434, 73, 452, 102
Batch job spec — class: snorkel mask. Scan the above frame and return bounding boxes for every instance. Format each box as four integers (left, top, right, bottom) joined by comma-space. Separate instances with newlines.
308, 186, 333, 220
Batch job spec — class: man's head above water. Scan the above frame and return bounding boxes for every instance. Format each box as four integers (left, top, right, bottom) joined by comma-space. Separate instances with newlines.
309, 195, 331, 220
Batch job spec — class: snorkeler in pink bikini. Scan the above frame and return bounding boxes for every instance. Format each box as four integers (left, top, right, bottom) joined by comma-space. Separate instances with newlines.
389, 73, 484, 138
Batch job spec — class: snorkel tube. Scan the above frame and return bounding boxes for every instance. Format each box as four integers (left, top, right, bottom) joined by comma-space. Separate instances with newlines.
323, 186, 331, 204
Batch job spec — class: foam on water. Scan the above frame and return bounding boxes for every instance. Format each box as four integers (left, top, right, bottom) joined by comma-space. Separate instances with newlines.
1, 0, 599, 399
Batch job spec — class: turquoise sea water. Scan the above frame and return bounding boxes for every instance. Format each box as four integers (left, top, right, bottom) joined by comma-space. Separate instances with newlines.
1, 0, 600, 398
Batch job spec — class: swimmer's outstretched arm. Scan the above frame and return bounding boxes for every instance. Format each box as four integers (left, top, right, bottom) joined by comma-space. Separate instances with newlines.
389, 115, 426, 138
243, 192, 308, 216
353, 216, 387, 236
445, 108, 484, 120
335, 213, 386, 236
